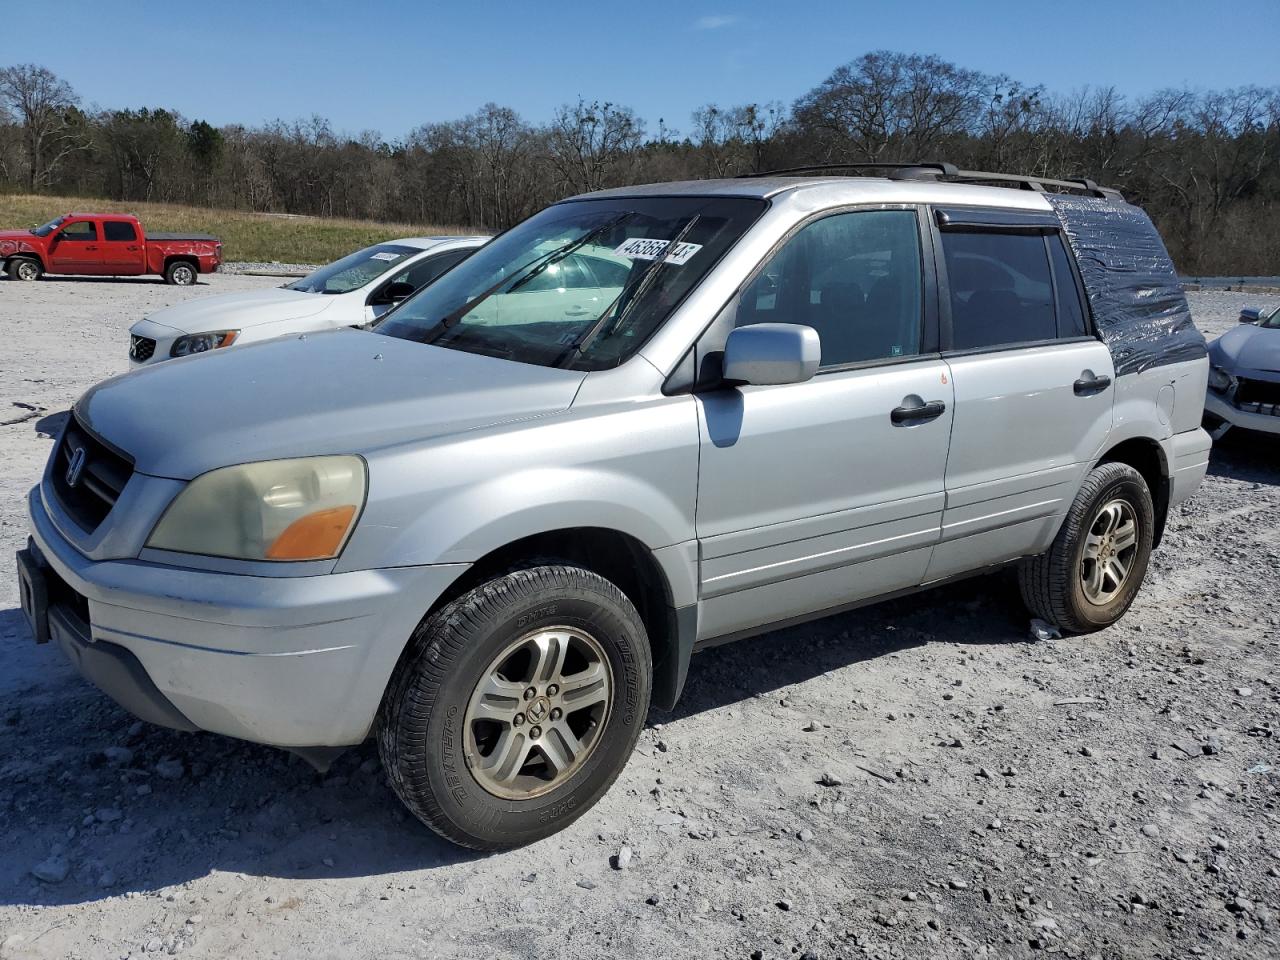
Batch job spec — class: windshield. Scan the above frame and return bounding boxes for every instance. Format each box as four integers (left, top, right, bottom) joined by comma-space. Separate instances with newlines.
31, 216, 65, 238
287, 243, 421, 294
376, 196, 766, 370
1260, 307, 1280, 329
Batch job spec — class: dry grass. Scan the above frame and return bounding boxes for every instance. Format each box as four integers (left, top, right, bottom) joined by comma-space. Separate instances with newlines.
0, 194, 470, 265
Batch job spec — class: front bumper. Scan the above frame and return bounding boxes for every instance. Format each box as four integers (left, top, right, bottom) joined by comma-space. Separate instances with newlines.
1204, 389, 1280, 436
24, 485, 466, 748
128, 318, 185, 366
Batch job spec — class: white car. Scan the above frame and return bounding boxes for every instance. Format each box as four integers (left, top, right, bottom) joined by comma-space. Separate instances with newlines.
127, 236, 486, 365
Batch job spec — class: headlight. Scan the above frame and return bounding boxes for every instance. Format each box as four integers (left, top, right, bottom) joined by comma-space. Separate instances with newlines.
1207, 365, 1234, 393
170, 330, 239, 357
147, 456, 367, 561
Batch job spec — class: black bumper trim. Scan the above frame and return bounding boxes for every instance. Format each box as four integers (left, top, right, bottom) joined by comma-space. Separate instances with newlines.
49, 604, 198, 733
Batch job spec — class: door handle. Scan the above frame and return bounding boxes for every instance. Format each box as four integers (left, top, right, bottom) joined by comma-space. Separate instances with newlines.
126, 245, 139, 251
891, 398, 947, 424
1074, 373, 1112, 395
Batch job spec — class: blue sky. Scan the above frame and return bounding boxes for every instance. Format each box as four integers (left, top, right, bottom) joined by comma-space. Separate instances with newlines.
4, 0, 1277, 140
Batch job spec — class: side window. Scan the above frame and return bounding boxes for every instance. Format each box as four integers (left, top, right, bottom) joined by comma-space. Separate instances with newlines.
59, 221, 97, 242
738, 210, 924, 367
392, 250, 470, 291
942, 232, 1056, 349
519, 254, 597, 292
103, 221, 137, 242
1047, 235, 1088, 338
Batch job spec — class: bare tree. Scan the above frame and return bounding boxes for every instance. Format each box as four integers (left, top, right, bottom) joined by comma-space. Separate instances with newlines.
546, 99, 644, 194
0, 64, 85, 190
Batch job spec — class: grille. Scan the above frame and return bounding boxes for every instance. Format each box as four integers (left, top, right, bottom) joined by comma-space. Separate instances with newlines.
50, 418, 134, 533
1235, 377, 1280, 416
129, 334, 156, 362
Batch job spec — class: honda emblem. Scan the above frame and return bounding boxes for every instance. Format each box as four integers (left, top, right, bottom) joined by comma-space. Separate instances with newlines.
66, 446, 87, 488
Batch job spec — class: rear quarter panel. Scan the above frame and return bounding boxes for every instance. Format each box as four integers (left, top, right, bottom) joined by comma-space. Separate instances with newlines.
146, 238, 222, 275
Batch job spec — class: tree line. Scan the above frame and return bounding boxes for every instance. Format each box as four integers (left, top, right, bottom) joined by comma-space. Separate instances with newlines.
1, 53, 1277, 274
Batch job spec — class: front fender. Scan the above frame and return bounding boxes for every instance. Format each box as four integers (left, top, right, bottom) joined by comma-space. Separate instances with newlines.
336, 397, 701, 581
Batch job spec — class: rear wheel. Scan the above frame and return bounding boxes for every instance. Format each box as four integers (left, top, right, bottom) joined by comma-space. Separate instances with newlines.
7, 258, 42, 281
164, 261, 196, 286
1019, 462, 1155, 633
377, 564, 652, 850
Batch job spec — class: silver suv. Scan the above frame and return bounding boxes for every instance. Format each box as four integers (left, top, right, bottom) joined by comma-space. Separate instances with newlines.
17, 164, 1212, 849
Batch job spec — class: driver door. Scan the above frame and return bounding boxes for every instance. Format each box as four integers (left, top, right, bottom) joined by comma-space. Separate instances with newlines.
47, 219, 103, 275
694, 207, 954, 641
365, 249, 472, 324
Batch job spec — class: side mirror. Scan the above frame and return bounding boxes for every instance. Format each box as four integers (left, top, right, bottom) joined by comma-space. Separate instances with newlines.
382, 281, 415, 302
1240, 305, 1277, 324
722, 323, 821, 386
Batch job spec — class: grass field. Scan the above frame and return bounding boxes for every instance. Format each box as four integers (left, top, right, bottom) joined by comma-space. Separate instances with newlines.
0, 194, 470, 265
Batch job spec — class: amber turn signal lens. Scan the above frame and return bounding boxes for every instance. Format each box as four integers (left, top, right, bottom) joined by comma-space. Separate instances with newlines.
265, 505, 358, 561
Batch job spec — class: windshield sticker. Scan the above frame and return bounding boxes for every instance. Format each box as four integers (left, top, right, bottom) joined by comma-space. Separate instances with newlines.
370, 252, 403, 262
613, 237, 703, 265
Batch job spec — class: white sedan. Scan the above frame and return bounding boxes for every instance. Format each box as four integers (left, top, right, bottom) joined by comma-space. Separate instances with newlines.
127, 236, 486, 365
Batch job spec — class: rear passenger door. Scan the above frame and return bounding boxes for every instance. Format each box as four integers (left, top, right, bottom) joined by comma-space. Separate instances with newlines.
100, 220, 146, 274
694, 207, 954, 641
924, 207, 1114, 581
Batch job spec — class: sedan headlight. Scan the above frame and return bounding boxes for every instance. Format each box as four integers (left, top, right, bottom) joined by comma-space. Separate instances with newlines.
147, 456, 367, 561
170, 330, 239, 358
1207, 365, 1235, 393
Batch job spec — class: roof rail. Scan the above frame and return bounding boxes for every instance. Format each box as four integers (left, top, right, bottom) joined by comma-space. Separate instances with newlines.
739, 162, 959, 179
950, 169, 1124, 201
740, 161, 1123, 200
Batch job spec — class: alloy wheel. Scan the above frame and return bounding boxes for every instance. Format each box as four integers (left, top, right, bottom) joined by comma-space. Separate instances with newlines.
463, 626, 612, 800
1080, 498, 1139, 605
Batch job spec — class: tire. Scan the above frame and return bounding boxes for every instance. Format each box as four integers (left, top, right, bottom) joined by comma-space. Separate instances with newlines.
6, 258, 42, 282
164, 260, 196, 286
378, 564, 652, 850
1019, 462, 1155, 633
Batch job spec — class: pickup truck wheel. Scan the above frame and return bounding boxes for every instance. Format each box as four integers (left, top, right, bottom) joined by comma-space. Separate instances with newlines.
164, 261, 196, 285
378, 564, 652, 850
1018, 462, 1154, 633
7, 258, 42, 281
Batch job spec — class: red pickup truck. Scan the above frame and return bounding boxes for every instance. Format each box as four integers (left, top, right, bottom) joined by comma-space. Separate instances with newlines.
0, 213, 222, 285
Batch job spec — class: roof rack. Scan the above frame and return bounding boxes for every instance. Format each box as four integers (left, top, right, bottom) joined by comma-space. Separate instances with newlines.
740, 162, 959, 179
741, 162, 1123, 201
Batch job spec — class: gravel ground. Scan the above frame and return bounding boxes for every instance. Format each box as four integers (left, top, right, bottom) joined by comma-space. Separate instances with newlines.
217, 262, 317, 277
1, 276, 1278, 960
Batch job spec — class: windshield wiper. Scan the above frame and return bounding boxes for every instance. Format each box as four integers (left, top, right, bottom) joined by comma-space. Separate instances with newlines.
418, 211, 635, 344
554, 215, 702, 367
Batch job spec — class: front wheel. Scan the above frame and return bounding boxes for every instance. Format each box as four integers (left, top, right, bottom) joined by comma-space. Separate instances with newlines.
1019, 462, 1155, 633
378, 564, 652, 850
164, 261, 196, 285
6, 258, 42, 281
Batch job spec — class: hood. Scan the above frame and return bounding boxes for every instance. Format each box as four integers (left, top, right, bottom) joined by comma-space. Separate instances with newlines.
77, 330, 586, 479
1209, 323, 1280, 380
0, 230, 41, 253
145, 287, 336, 333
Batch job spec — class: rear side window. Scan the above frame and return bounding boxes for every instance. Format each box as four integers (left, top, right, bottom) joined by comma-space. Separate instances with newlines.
738, 209, 924, 367
1047, 235, 1088, 338
59, 221, 97, 241
103, 221, 137, 242
943, 232, 1055, 349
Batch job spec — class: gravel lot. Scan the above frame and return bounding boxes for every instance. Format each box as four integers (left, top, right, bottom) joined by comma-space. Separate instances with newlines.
1, 274, 1278, 960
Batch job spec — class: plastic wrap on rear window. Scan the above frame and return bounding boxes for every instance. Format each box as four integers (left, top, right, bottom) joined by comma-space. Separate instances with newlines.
1046, 195, 1205, 376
